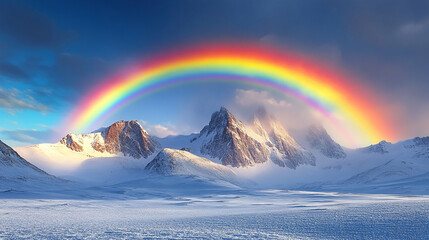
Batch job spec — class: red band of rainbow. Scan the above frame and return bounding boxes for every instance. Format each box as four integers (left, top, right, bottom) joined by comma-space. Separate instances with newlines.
62, 43, 395, 147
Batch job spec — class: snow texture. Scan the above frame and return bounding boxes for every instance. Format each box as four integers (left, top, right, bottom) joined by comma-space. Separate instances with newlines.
145, 148, 237, 183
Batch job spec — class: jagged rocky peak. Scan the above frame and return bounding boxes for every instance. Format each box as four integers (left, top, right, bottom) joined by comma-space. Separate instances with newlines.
252, 106, 316, 169
412, 137, 429, 147
101, 120, 159, 158
361, 140, 391, 154
200, 107, 236, 135
306, 124, 346, 159
198, 107, 270, 167
197, 106, 315, 169
61, 120, 160, 158
145, 148, 236, 182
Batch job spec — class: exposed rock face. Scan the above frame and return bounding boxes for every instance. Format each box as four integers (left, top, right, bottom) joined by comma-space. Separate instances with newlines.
60, 134, 83, 152
361, 140, 391, 154
61, 120, 159, 158
198, 107, 270, 167
307, 124, 347, 159
145, 148, 236, 182
102, 120, 159, 158
253, 107, 316, 169
194, 107, 314, 169
412, 137, 429, 147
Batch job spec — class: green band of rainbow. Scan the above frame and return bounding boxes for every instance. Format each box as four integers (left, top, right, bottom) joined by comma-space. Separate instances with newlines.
62, 43, 395, 146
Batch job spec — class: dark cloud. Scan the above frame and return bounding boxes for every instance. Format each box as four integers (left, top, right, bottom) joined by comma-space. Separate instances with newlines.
46, 53, 114, 92
0, 1, 74, 48
1, 0, 429, 144
0, 61, 29, 79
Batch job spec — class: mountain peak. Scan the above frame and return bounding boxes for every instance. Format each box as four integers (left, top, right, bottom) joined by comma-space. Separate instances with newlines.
219, 106, 229, 113
217, 106, 234, 120
361, 140, 392, 154
101, 120, 159, 158
413, 137, 429, 146
195, 107, 315, 168
60, 120, 159, 158
200, 107, 240, 136
198, 108, 270, 167
306, 124, 346, 159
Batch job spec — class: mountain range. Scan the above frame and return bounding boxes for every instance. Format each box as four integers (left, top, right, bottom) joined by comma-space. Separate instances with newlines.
3, 107, 429, 194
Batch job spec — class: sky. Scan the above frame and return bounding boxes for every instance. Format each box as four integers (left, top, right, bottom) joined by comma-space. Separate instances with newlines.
1, 0, 429, 147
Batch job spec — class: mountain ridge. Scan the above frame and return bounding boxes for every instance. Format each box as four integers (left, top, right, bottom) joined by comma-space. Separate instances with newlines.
60, 120, 160, 158
10, 107, 429, 194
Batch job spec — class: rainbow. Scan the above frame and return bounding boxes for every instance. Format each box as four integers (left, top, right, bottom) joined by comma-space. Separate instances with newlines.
62, 43, 395, 147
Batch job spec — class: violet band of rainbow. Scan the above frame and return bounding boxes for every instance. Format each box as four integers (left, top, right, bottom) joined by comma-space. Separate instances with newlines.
61, 44, 395, 146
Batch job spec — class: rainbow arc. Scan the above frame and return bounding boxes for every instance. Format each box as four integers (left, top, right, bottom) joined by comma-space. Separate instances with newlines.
62, 43, 395, 146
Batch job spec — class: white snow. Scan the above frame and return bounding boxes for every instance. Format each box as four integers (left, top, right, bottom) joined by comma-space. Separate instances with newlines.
3, 135, 429, 239
15, 142, 116, 175
12, 133, 429, 195
145, 148, 237, 183
0, 189, 428, 239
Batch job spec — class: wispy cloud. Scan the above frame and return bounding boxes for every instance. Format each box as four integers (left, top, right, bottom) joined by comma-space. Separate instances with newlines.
230, 89, 321, 131
235, 89, 291, 108
0, 128, 57, 146
397, 18, 429, 43
0, 87, 50, 112
139, 121, 179, 138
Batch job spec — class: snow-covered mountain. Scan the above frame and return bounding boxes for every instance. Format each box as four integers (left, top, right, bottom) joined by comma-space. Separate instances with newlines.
61, 120, 160, 158
344, 137, 429, 185
251, 107, 315, 168
195, 107, 270, 167
16, 120, 160, 175
160, 107, 315, 169
145, 148, 237, 183
306, 124, 346, 159
10, 107, 429, 194
359, 140, 391, 154
0, 140, 58, 191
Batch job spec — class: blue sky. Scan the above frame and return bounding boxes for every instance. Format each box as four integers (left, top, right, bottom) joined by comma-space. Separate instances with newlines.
1, 0, 429, 147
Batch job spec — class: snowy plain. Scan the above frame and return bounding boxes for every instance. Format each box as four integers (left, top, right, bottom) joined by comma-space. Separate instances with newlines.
5, 128, 429, 239
1, 187, 428, 239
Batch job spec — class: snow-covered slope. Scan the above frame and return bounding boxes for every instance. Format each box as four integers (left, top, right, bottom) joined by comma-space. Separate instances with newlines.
145, 148, 237, 183
0, 139, 50, 179
232, 135, 429, 194
0, 140, 60, 191
344, 137, 429, 185
16, 141, 117, 175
